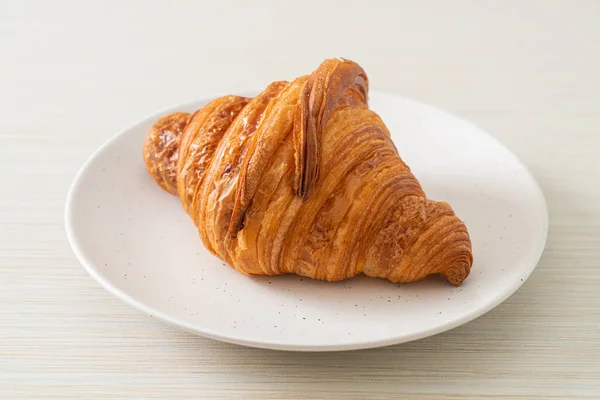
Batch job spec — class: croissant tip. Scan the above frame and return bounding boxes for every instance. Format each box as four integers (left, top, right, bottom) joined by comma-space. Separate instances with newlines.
440, 261, 472, 287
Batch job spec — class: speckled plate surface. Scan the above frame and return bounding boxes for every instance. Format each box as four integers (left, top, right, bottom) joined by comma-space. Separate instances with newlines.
65, 90, 548, 351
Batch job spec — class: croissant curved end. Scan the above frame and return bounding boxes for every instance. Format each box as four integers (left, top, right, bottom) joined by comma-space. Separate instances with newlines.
143, 111, 190, 195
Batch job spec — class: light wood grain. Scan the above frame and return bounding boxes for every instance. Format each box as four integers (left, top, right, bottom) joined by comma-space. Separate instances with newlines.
1, 1, 599, 398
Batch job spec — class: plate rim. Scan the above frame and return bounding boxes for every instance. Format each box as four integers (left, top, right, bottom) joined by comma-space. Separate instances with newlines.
65, 89, 549, 352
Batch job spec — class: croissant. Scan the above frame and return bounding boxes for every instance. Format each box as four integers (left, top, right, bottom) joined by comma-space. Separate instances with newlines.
143, 58, 473, 286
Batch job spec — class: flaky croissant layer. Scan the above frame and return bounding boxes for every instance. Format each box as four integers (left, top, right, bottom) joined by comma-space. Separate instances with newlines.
143, 58, 473, 286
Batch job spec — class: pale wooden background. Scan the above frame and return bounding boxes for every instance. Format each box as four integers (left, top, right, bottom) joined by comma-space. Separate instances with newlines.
1, 1, 599, 398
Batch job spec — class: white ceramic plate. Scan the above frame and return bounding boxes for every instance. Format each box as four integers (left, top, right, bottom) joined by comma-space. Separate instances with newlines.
65, 90, 548, 351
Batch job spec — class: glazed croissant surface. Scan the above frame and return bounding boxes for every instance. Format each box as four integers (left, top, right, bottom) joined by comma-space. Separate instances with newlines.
143, 58, 473, 286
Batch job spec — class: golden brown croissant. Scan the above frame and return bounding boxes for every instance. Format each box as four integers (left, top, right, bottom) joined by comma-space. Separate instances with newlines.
143, 58, 473, 286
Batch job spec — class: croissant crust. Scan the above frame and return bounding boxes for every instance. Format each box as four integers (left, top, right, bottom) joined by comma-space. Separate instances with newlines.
143, 58, 473, 286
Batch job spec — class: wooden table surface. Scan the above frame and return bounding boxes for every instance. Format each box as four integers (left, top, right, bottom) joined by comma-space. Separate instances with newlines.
1, 1, 599, 398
